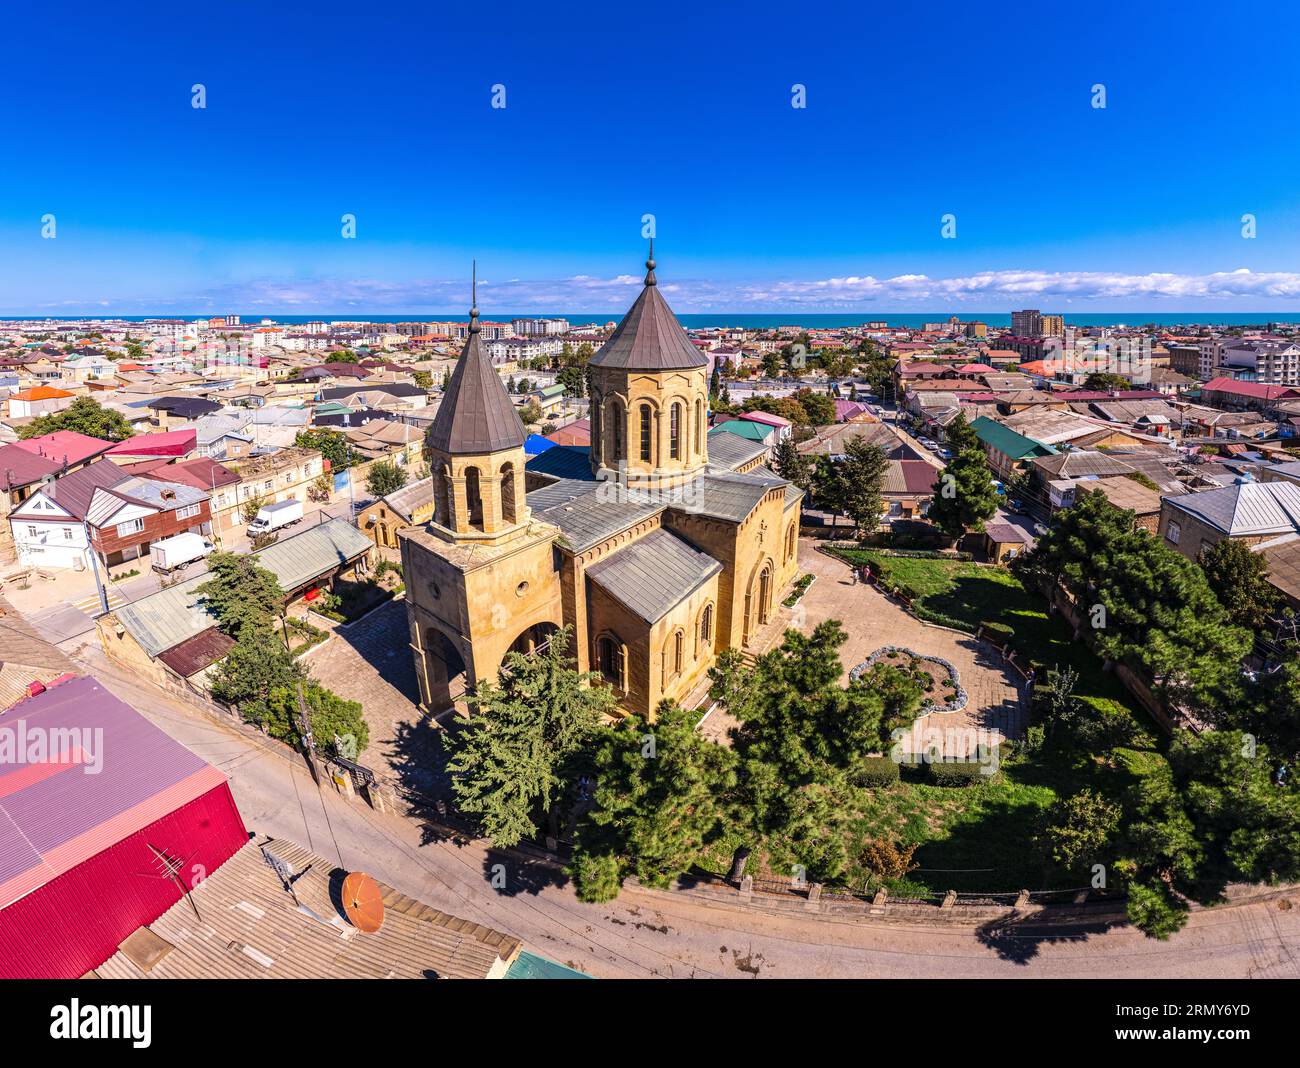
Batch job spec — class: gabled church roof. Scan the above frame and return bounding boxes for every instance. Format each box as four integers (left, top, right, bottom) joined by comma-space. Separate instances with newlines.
588, 244, 708, 372
426, 272, 527, 455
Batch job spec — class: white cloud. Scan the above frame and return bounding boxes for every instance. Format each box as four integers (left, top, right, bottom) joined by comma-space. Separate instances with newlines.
26, 267, 1300, 314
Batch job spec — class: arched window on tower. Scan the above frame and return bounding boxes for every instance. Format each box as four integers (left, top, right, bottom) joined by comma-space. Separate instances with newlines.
500, 462, 517, 525
465, 466, 484, 531
639, 404, 653, 462
609, 399, 624, 463
695, 398, 704, 456
670, 402, 682, 460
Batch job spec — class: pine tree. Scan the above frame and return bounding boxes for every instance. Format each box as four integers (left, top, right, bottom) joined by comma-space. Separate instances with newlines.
837, 438, 889, 539
926, 415, 998, 543
773, 435, 813, 493
443, 628, 615, 847
570, 701, 737, 900
1199, 538, 1280, 632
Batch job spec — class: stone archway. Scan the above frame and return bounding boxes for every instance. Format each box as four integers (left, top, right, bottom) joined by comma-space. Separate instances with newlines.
420, 626, 467, 714
507, 620, 560, 657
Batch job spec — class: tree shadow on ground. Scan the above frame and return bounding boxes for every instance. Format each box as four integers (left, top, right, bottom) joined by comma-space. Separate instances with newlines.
481, 845, 570, 898
975, 910, 1129, 964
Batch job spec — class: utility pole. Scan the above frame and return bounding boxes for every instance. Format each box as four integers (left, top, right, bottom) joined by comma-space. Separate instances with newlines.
346, 442, 356, 526
83, 520, 110, 616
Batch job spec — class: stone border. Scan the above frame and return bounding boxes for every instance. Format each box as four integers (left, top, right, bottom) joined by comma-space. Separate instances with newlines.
851, 645, 968, 713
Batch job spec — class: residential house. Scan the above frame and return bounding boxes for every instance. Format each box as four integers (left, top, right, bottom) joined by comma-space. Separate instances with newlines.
7, 385, 75, 419
224, 446, 326, 518
969, 416, 1057, 480
359, 476, 434, 548
0, 443, 62, 560
1157, 479, 1300, 561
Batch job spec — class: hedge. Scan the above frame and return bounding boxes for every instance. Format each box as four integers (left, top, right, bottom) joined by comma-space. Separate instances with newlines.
926, 760, 990, 786
980, 620, 1015, 645
858, 755, 901, 787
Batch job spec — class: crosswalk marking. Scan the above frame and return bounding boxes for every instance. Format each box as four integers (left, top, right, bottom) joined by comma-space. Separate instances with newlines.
71, 587, 127, 616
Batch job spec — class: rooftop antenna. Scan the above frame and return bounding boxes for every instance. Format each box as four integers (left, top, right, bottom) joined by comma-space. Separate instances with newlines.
137, 843, 203, 921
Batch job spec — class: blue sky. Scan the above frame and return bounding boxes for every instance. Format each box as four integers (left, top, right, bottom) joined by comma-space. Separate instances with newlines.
4, 0, 1300, 314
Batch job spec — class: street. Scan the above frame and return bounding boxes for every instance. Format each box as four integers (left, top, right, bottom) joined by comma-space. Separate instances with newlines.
66, 640, 1300, 980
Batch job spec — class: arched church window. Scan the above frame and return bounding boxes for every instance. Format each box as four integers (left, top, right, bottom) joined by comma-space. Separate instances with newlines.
639, 404, 653, 462
465, 466, 484, 531
670, 403, 682, 460
501, 462, 517, 524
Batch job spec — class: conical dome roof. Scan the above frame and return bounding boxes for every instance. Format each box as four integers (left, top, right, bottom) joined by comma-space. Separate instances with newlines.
426, 272, 526, 455
589, 245, 708, 372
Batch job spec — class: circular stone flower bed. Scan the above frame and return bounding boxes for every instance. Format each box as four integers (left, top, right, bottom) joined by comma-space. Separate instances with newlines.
850, 645, 968, 713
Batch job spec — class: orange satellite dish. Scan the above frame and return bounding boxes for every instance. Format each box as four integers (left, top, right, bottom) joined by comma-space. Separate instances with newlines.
341, 871, 385, 933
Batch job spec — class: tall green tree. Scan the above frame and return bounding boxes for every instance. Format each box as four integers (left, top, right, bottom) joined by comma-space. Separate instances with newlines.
365, 459, 407, 498
837, 438, 889, 540
443, 628, 615, 847
712, 622, 914, 882
773, 435, 813, 493
570, 701, 737, 902
926, 415, 999, 542
1199, 538, 1280, 632
18, 396, 134, 442
1015, 490, 1251, 718
199, 552, 285, 639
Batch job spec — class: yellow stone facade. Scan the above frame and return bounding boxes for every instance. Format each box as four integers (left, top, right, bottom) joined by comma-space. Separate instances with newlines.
401, 255, 803, 719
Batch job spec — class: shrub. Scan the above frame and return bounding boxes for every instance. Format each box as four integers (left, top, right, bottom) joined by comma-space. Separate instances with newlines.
569, 851, 622, 903
858, 755, 901, 787
980, 620, 1015, 645
927, 760, 989, 786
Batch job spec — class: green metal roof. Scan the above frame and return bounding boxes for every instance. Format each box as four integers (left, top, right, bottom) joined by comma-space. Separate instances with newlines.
969, 416, 1057, 460
710, 420, 771, 443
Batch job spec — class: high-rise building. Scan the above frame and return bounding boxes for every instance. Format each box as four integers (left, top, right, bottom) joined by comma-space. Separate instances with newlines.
1040, 314, 1065, 337
1010, 309, 1041, 337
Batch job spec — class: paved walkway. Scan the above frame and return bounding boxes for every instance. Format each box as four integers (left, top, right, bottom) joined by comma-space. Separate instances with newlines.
698, 540, 1025, 757
301, 596, 447, 798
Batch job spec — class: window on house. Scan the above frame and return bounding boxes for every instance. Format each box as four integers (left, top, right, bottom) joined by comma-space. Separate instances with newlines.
63, 527, 73, 540
1165, 521, 1181, 545
176, 504, 200, 520
26, 525, 37, 538
117, 517, 145, 536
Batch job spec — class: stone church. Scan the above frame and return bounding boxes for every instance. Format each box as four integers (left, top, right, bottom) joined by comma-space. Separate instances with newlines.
400, 249, 803, 717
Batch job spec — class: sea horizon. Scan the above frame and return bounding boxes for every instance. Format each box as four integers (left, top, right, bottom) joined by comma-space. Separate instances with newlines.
4, 311, 1300, 330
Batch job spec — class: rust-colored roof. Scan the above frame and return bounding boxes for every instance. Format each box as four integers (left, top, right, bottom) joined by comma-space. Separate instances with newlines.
11, 385, 74, 401
426, 311, 525, 455
156, 627, 235, 678
589, 249, 708, 371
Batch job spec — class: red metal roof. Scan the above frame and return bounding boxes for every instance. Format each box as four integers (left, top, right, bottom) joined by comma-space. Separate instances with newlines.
105, 428, 197, 458
0, 675, 227, 911
1202, 376, 1300, 401
12, 431, 115, 468
0, 442, 62, 490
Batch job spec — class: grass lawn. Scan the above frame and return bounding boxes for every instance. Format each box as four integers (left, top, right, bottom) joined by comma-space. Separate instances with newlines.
684, 547, 1167, 897
829, 547, 1150, 726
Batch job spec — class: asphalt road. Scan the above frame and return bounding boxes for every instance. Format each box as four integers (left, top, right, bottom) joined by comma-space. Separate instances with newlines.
70, 642, 1300, 980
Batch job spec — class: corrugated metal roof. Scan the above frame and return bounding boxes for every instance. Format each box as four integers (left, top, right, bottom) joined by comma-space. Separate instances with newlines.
587, 528, 721, 623
1166, 480, 1300, 536
705, 429, 768, 471
94, 837, 522, 980
115, 519, 373, 658
0, 676, 226, 910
